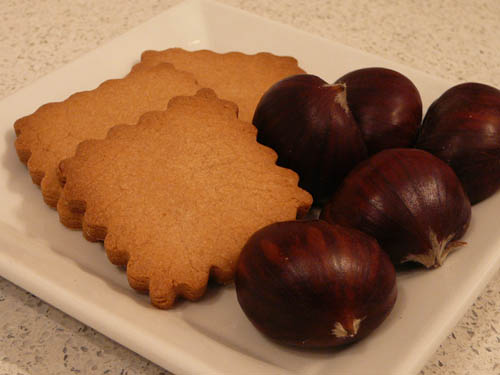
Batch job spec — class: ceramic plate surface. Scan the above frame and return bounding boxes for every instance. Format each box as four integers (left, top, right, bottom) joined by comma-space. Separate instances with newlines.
1, 1, 499, 374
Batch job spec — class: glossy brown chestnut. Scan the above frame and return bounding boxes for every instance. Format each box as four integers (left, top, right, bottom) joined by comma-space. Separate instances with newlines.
416, 82, 500, 204
336, 67, 423, 155
235, 220, 397, 348
252, 74, 367, 204
321, 148, 471, 268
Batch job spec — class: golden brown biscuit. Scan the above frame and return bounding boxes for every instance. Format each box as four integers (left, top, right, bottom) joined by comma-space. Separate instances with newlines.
58, 89, 312, 308
14, 63, 201, 207
132, 48, 305, 122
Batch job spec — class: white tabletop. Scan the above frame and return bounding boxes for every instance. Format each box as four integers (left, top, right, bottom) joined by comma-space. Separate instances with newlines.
1, 0, 499, 374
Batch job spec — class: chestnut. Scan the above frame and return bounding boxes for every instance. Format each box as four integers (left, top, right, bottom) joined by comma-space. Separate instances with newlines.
321, 148, 471, 268
235, 220, 397, 348
252, 74, 367, 204
336, 67, 423, 155
416, 82, 500, 204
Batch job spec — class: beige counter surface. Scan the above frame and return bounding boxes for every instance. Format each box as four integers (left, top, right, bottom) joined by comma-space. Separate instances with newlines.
1, 0, 499, 374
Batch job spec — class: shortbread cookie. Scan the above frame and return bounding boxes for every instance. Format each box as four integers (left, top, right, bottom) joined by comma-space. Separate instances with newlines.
14, 63, 200, 207
132, 48, 305, 122
58, 89, 312, 308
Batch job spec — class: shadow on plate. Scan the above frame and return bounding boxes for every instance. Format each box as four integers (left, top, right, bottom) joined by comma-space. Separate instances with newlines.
1, 129, 157, 309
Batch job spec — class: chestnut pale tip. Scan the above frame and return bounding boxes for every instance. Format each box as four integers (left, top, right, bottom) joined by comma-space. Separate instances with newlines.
403, 231, 467, 268
322, 83, 350, 113
331, 317, 365, 338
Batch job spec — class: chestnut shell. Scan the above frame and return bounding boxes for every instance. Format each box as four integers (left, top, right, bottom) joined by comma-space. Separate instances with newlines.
336, 67, 423, 155
252, 74, 367, 204
235, 220, 397, 348
416, 82, 500, 204
321, 148, 471, 268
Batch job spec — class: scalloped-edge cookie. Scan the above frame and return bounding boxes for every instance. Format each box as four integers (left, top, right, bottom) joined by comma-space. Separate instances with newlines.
58, 89, 312, 308
132, 48, 305, 122
14, 63, 201, 207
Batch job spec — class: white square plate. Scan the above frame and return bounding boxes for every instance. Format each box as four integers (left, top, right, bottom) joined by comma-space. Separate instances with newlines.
1, 0, 499, 374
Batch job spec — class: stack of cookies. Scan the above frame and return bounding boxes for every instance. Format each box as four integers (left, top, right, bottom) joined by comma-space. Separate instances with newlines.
14, 48, 312, 308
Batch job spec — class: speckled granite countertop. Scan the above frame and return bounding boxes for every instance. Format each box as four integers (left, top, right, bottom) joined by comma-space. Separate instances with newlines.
1, 0, 499, 374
